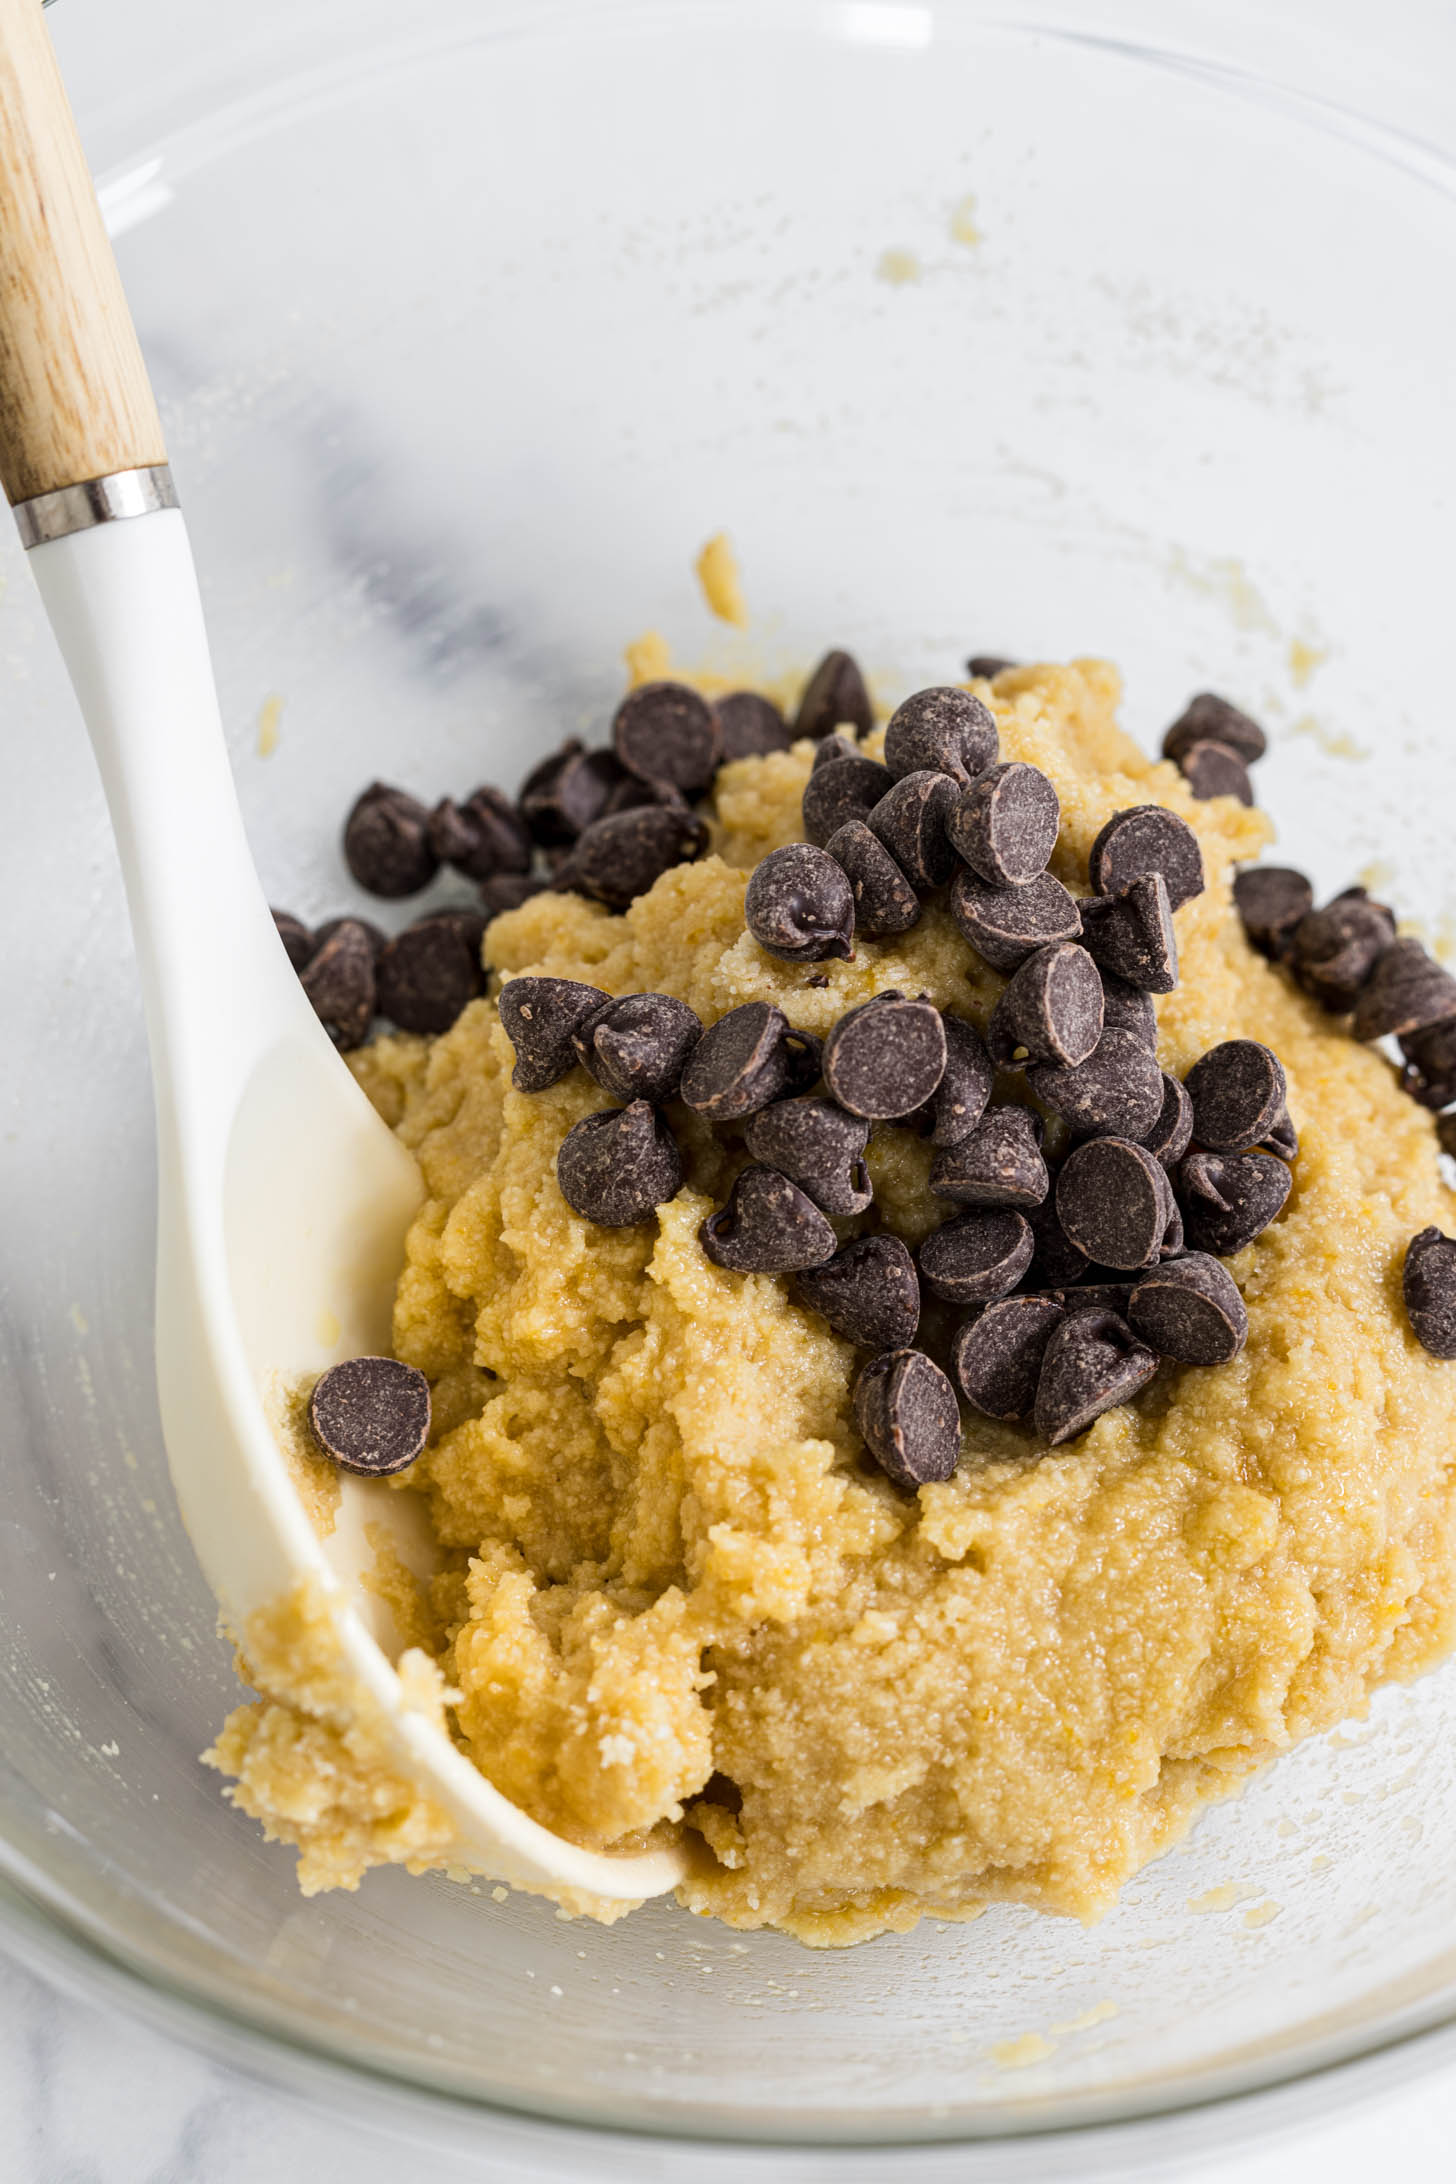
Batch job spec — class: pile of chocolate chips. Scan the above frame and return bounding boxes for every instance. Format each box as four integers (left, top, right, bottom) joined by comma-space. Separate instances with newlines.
498, 671, 1310, 1489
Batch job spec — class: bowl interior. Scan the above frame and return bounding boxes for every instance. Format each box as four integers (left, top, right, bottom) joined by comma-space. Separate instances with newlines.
4, 0, 1456, 2154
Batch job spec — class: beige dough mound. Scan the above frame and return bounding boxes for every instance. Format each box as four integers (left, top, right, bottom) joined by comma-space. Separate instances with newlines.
215, 659, 1456, 1943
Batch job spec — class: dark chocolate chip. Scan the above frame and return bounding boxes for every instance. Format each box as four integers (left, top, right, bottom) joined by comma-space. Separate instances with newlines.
794, 649, 874, 741
480, 872, 550, 917
931, 1105, 1048, 1208
852, 1348, 961, 1489
795, 1234, 921, 1351
1233, 866, 1314, 960
744, 844, 856, 963
1179, 740, 1254, 805
801, 755, 896, 847
883, 687, 999, 787
1405, 1227, 1456, 1358
966, 654, 1017, 680
948, 866, 1082, 972
571, 992, 703, 1104
499, 976, 610, 1091
1089, 805, 1205, 912
1029, 1029, 1167, 1141
308, 1356, 431, 1477
519, 739, 586, 845
1026, 1194, 1092, 1288
1099, 972, 1158, 1051
300, 920, 376, 1050
315, 914, 389, 961
1177, 1148, 1293, 1256
1128, 1252, 1248, 1365
429, 786, 534, 880
782, 1027, 824, 1096
1143, 1072, 1194, 1166
569, 806, 709, 910
1046, 1280, 1136, 1316
1352, 939, 1456, 1044
716, 690, 791, 760
557, 1100, 684, 1227
1162, 693, 1267, 768
825, 820, 922, 937
1184, 1039, 1293, 1154
700, 1164, 838, 1273
416, 904, 488, 959
1056, 1137, 1177, 1270
866, 769, 961, 891
812, 732, 861, 773
601, 771, 688, 820
681, 1003, 796, 1120
823, 993, 948, 1120
375, 915, 485, 1035
343, 782, 439, 898
928, 1013, 996, 1146
1290, 889, 1397, 1010
918, 1208, 1035, 1304
948, 761, 1060, 888
745, 1097, 872, 1215
1078, 874, 1179, 993
1032, 1308, 1159, 1445
952, 1295, 1066, 1421
1401, 1019, 1456, 1109
989, 942, 1104, 1069
272, 909, 315, 972
613, 680, 722, 796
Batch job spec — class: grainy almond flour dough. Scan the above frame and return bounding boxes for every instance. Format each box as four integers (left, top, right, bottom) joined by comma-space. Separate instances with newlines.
210, 660, 1456, 1945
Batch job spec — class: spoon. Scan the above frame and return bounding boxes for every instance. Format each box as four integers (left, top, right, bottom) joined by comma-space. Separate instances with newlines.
0, 0, 685, 1910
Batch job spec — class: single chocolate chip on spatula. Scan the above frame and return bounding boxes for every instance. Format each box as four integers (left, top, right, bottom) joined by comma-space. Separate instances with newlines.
557, 1100, 684, 1226
823, 993, 948, 1120
1089, 805, 1205, 911
572, 992, 703, 1104
1032, 1308, 1159, 1446
883, 687, 998, 786
745, 1097, 872, 1215
745, 844, 856, 962
700, 1165, 839, 1273
826, 821, 922, 937
796, 1235, 921, 1351
931, 1105, 1048, 1208
852, 1348, 962, 1489
1128, 1252, 1248, 1365
952, 1295, 1066, 1421
309, 1355, 432, 1476
499, 976, 610, 1091
1404, 1227, 1456, 1358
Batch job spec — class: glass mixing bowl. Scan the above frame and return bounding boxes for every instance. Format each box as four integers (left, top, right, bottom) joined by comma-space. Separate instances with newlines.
4, 0, 1456, 2170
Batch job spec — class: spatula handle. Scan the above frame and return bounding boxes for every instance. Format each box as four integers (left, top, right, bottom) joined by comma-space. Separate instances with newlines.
0, 0, 166, 508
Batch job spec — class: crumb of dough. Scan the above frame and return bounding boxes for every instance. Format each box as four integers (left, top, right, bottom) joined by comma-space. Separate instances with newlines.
625, 629, 674, 687
949, 193, 982, 246
695, 533, 749, 629
270, 1377, 340, 1540
875, 247, 921, 286
1288, 637, 1327, 687
219, 657, 1456, 1944
256, 693, 283, 757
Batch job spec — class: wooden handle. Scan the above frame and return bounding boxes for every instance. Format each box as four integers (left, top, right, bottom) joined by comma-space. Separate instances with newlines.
0, 0, 165, 506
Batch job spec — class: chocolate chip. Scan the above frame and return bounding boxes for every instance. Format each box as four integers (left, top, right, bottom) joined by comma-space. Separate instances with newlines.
418, 904, 488, 958
928, 1013, 996, 1146
681, 1003, 796, 1120
602, 770, 686, 819
948, 762, 1060, 888
931, 1105, 1048, 1208
989, 942, 1104, 1068
375, 915, 485, 1035
952, 1295, 1066, 1421
801, 755, 896, 847
1056, 1137, 1179, 1270
1184, 1040, 1293, 1154
823, 993, 948, 1120
612, 680, 722, 796
700, 1164, 838, 1273
1048, 1280, 1135, 1316
272, 910, 315, 972
1099, 972, 1158, 1051
571, 992, 703, 1104
794, 649, 874, 741
480, 872, 549, 917
1089, 805, 1205, 912
1029, 1029, 1166, 1141
308, 1356, 431, 1476
1162, 692, 1267, 768
867, 770, 961, 891
1032, 1308, 1159, 1445
919, 1208, 1035, 1303
1143, 1072, 1194, 1166
1352, 939, 1456, 1043
300, 920, 377, 1050
812, 732, 860, 772
499, 976, 610, 1090
1179, 740, 1254, 805
716, 690, 791, 760
852, 1348, 961, 1489
948, 867, 1081, 973
795, 1235, 920, 1350
1128, 1253, 1248, 1365
883, 687, 998, 787
966, 654, 1017, 680
1401, 1019, 1456, 1109
824, 820, 921, 937
343, 782, 439, 898
429, 786, 534, 880
316, 914, 389, 961
558, 1100, 684, 1227
744, 844, 856, 963
1177, 1149, 1292, 1256
569, 805, 708, 910
518, 739, 618, 845
782, 1027, 824, 1096
1233, 866, 1314, 960
1405, 1227, 1456, 1358
745, 1097, 872, 1215
1026, 1194, 1092, 1288
1078, 874, 1179, 994
1290, 889, 1397, 1010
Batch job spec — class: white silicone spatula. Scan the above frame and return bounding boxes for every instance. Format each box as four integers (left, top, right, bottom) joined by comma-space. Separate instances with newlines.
0, 0, 684, 1908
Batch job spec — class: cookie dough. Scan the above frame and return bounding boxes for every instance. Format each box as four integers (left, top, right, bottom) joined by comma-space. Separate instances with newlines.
213, 659, 1456, 1944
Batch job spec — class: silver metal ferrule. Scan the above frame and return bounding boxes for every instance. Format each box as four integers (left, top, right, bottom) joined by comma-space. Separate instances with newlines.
13, 463, 178, 549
